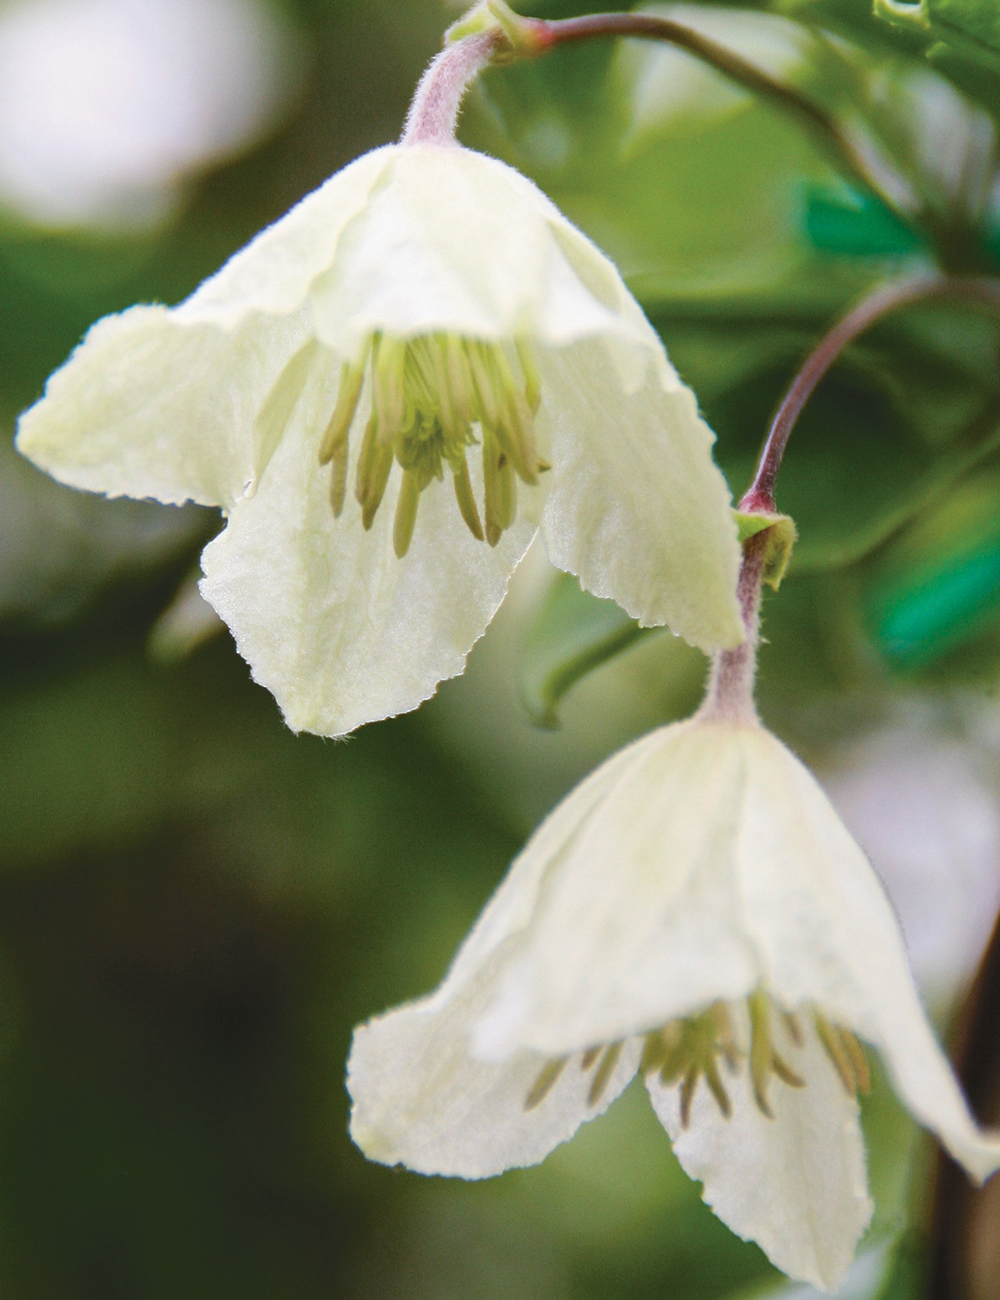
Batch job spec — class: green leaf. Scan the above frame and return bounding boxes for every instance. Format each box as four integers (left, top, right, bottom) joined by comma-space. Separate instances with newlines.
863, 466, 1000, 668
463, 28, 837, 297
518, 572, 656, 728
874, 1229, 928, 1300
876, 0, 1000, 70
804, 185, 926, 257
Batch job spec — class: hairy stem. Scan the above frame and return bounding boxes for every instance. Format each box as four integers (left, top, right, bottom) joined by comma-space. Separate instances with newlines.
742, 274, 1000, 513
403, 31, 501, 146
699, 530, 769, 725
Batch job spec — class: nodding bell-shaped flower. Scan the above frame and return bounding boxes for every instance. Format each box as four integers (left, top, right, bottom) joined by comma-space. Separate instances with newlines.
14, 28, 743, 737
347, 525, 1000, 1293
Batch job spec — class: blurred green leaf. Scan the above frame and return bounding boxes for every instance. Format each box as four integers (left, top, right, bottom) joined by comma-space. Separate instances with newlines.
863, 467, 1000, 667
519, 571, 657, 728
465, 29, 837, 296
0, 434, 212, 628
0, 649, 266, 870
875, 0, 1000, 71
804, 185, 926, 257
874, 1228, 928, 1300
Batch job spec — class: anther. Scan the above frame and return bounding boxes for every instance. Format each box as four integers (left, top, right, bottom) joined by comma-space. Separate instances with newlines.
702, 1054, 732, 1119
452, 458, 484, 541
517, 338, 542, 415
640, 1029, 668, 1075
393, 470, 422, 558
524, 1057, 568, 1111
680, 1064, 700, 1128
446, 335, 475, 423
815, 1012, 869, 1097
356, 415, 393, 530
749, 989, 776, 1117
329, 440, 349, 517
373, 336, 406, 434
467, 342, 503, 428
319, 352, 367, 466
587, 1041, 624, 1107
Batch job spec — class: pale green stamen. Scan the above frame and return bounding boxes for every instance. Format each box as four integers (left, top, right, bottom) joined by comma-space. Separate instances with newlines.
524, 1056, 568, 1111
347, 331, 545, 557
258, 331, 546, 557
814, 1010, 871, 1097
587, 1041, 624, 1106
748, 988, 805, 1117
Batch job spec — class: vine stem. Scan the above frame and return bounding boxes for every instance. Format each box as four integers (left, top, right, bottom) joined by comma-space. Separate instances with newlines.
740, 275, 1000, 514
530, 12, 900, 219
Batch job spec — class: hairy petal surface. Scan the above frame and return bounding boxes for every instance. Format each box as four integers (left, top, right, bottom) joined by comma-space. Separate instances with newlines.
647, 1028, 872, 1293
307, 145, 649, 357
737, 729, 1000, 1183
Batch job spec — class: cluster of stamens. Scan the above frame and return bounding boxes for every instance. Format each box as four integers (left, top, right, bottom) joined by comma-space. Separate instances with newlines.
523, 993, 870, 1125
318, 331, 547, 557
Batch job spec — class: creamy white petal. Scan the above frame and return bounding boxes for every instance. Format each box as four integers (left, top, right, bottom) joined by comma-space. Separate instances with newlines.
175, 147, 396, 329
16, 304, 312, 508
473, 723, 760, 1059
18, 135, 745, 736
647, 1027, 872, 1293
540, 341, 743, 650
307, 144, 653, 358
453, 730, 668, 997
348, 957, 641, 1178
199, 383, 542, 736
349, 731, 654, 1175
737, 728, 1000, 1183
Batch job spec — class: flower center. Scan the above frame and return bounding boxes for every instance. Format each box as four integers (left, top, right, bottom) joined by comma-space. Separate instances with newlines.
320, 331, 547, 557
523, 993, 870, 1123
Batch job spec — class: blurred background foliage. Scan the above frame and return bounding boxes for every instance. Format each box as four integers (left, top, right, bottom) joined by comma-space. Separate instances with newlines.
3, 0, 1000, 1296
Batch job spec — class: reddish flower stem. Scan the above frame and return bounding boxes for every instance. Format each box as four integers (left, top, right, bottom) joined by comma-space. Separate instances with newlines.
707, 272, 1000, 717
531, 12, 897, 217
402, 31, 502, 146
699, 529, 768, 724
741, 275, 1000, 514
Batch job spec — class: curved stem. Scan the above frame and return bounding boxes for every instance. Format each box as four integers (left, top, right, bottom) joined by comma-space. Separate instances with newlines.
402, 31, 501, 146
533, 12, 901, 219
741, 274, 1000, 513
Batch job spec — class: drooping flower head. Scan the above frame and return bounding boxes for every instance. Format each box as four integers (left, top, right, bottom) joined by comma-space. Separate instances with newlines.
347, 522, 1000, 1292
14, 26, 743, 737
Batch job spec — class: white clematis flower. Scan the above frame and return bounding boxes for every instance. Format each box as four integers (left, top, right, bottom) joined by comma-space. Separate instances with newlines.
347, 708, 1000, 1292
15, 132, 742, 736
